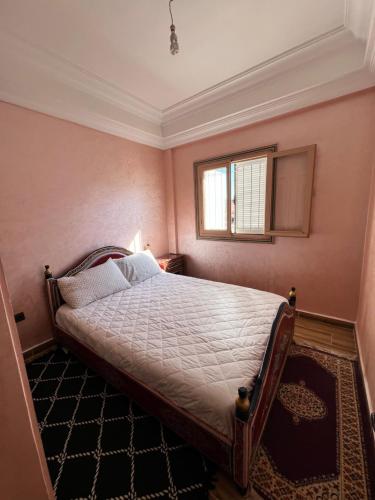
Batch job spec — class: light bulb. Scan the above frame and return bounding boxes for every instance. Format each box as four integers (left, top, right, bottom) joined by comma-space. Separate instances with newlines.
170, 24, 179, 55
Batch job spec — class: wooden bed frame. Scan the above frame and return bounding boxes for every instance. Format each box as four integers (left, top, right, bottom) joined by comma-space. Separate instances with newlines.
44, 246, 296, 493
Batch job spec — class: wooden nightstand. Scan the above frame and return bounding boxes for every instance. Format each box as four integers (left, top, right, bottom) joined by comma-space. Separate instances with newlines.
157, 253, 185, 275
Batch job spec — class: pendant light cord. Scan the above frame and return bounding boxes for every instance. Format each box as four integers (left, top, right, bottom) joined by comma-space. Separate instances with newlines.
169, 0, 174, 25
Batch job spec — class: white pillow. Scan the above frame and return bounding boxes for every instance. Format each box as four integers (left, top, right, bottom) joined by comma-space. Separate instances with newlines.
115, 250, 161, 285
58, 258, 131, 309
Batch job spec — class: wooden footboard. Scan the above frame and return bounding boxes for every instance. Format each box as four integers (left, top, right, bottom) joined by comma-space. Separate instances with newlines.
233, 301, 295, 490
44, 246, 295, 493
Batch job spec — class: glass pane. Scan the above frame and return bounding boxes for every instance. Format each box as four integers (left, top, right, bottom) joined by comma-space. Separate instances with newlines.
232, 157, 266, 234
203, 167, 227, 231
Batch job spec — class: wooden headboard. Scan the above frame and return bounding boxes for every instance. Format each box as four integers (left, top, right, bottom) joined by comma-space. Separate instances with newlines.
44, 246, 133, 322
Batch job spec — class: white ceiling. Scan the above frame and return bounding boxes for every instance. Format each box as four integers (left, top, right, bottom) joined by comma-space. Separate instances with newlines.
0, 0, 374, 148
0, 0, 346, 109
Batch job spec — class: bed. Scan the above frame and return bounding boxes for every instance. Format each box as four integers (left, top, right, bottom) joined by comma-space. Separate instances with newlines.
45, 246, 295, 493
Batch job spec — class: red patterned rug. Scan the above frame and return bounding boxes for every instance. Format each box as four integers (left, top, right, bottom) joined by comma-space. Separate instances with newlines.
251, 344, 375, 499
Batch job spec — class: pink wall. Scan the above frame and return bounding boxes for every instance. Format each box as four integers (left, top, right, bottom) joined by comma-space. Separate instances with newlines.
0, 101, 169, 350
357, 158, 375, 413
0, 258, 53, 499
169, 90, 375, 321
1, 91, 374, 351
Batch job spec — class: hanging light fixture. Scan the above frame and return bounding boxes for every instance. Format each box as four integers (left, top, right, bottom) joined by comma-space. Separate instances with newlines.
169, 0, 179, 55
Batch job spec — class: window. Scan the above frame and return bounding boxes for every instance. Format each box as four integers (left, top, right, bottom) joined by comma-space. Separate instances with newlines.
202, 165, 228, 231
195, 144, 316, 242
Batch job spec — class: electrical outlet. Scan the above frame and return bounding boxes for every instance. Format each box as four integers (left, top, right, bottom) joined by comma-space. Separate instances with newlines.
371, 413, 375, 433
14, 312, 25, 323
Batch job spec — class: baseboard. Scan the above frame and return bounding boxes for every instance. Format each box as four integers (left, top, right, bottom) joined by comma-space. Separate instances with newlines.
296, 308, 355, 329
23, 338, 56, 364
354, 323, 374, 416
353, 325, 375, 486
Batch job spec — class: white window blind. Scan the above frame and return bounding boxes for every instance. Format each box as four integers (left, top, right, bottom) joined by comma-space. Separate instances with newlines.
203, 167, 227, 231
233, 157, 267, 234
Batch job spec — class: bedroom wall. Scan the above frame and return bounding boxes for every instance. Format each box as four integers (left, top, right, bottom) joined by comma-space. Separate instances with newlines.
357, 158, 375, 413
0, 258, 53, 498
0, 101, 169, 350
168, 89, 375, 322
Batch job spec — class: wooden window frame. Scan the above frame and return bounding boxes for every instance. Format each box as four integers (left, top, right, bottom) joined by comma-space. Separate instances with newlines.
265, 145, 316, 237
194, 145, 277, 243
196, 159, 231, 239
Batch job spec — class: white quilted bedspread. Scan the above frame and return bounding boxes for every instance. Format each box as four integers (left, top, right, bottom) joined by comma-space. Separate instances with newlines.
56, 272, 285, 438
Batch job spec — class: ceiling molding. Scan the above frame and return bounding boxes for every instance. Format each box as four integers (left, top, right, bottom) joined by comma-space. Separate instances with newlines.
161, 28, 373, 140
344, 0, 373, 40
0, 90, 164, 149
0, 30, 162, 125
364, 1, 375, 71
162, 26, 350, 121
163, 69, 375, 149
1, 1, 375, 151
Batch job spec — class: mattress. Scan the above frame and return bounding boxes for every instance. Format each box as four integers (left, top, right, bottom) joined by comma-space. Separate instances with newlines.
56, 272, 285, 439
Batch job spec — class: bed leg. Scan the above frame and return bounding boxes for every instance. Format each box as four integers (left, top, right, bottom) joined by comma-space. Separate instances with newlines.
233, 416, 250, 493
237, 484, 250, 497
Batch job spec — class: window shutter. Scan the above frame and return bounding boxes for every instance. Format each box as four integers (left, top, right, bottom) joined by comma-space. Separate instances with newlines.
233, 157, 267, 235
265, 145, 316, 237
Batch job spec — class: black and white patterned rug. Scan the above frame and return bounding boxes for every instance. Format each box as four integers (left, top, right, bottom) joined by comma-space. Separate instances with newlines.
27, 349, 214, 500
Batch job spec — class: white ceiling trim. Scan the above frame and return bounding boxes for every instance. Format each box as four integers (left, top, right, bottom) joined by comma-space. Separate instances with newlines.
163, 68, 374, 149
0, 89, 164, 149
162, 26, 349, 121
344, 0, 373, 39
364, 1, 375, 71
0, 30, 162, 125
0, 0, 375, 150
